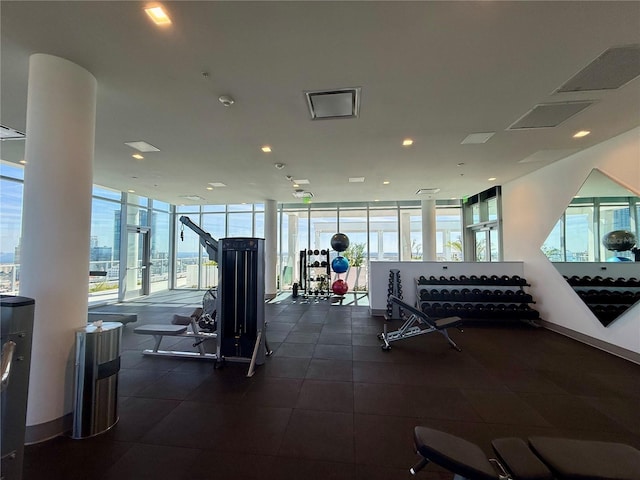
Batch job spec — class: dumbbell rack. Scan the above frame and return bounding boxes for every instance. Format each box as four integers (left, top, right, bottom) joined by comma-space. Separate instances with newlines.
385, 269, 404, 320
299, 249, 331, 300
564, 275, 640, 327
416, 274, 540, 325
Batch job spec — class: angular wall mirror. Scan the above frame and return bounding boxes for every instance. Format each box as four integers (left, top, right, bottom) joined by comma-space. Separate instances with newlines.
542, 169, 640, 326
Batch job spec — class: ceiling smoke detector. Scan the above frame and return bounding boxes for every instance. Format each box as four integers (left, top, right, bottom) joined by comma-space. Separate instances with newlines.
274, 163, 285, 170
218, 95, 235, 107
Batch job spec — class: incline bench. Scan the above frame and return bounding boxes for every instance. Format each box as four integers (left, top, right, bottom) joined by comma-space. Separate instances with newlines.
378, 295, 463, 351
411, 425, 640, 480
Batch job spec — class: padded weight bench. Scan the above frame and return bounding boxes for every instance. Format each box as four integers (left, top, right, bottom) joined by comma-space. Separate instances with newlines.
134, 308, 218, 361
378, 295, 462, 351
411, 425, 640, 480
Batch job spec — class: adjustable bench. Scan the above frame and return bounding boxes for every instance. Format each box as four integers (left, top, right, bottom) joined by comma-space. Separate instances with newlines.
378, 295, 462, 351
134, 308, 218, 361
411, 425, 640, 480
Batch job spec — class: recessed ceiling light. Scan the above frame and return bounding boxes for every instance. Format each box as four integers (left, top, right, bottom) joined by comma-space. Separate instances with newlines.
488, 177, 497, 181
128, 189, 135, 193
261, 146, 272, 153
573, 130, 591, 138
132, 154, 144, 160
293, 179, 310, 185
208, 182, 227, 188
19, 159, 27, 164
349, 177, 365, 183
461, 132, 495, 144
206, 187, 213, 191
402, 138, 414, 146
374, 199, 380, 202
125, 141, 160, 152
144, 5, 172, 25
383, 181, 390, 185
292, 184, 300, 188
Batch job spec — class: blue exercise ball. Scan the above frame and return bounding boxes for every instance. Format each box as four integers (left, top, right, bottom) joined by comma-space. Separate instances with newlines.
330, 233, 350, 253
331, 256, 350, 273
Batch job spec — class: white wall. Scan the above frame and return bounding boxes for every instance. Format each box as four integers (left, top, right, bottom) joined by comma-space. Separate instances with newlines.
502, 127, 640, 354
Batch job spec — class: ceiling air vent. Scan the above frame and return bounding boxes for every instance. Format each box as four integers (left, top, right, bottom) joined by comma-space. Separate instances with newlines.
556, 44, 640, 92
181, 195, 204, 201
292, 190, 313, 199
0, 124, 25, 140
507, 101, 594, 130
416, 188, 441, 195
304, 87, 361, 120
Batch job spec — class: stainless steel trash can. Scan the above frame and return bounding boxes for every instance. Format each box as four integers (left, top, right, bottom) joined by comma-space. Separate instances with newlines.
72, 321, 122, 439
1, 295, 35, 480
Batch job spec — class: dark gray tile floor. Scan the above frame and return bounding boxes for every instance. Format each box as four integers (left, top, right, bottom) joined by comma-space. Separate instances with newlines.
23, 290, 640, 479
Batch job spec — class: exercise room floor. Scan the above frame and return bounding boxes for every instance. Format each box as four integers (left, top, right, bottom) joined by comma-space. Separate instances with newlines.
24, 290, 640, 480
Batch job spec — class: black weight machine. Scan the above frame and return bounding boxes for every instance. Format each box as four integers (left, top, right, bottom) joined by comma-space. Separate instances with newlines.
134, 216, 271, 376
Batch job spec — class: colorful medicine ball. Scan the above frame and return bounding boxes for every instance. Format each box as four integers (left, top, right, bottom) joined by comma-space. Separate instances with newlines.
330, 233, 350, 252
331, 256, 349, 273
602, 230, 636, 252
332, 279, 348, 295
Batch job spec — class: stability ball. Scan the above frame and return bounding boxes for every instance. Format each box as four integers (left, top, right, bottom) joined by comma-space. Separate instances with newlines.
602, 230, 636, 252
331, 233, 350, 252
332, 279, 348, 295
331, 256, 349, 274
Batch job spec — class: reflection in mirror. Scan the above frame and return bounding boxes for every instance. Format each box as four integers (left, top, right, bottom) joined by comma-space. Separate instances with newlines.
542, 169, 640, 326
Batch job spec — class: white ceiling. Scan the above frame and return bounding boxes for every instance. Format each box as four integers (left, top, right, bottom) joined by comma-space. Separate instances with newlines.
1, 1, 639, 205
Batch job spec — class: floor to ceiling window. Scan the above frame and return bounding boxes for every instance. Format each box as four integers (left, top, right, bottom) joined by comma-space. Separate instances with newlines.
0, 162, 24, 295
150, 200, 171, 292
89, 186, 122, 303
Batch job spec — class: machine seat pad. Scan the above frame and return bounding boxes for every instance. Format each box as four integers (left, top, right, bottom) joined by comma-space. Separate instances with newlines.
172, 314, 192, 326
528, 436, 640, 480
134, 324, 187, 335
414, 426, 498, 480
434, 316, 462, 329
491, 437, 553, 480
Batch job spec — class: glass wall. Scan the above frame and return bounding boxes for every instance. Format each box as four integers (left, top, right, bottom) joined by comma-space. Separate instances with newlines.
277, 201, 465, 292
0, 163, 24, 294
150, 201, 171, 292
89, 187, 122, 303
436, 206, 463, 261
173, 204, 266, 289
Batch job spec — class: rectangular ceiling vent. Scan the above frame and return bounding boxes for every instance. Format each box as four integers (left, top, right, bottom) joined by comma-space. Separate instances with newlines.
181, 195, 204, 201
304, 87, 361, 120
0, 124, 26, 140
415, 188, 441, 195
556, 44, 640, 93
292, 190, 313, 199
507, 101, 594, 130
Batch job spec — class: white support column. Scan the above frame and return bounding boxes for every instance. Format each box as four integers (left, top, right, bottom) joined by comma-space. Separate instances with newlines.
264, 200, 277, 299
287, 213, 299, 285
421, 199, 437, 261
20, 54, 97, 442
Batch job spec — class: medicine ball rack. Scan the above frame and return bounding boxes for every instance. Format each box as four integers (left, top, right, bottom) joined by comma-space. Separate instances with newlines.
299, 249, 331, 300
564, 275, 640, 327
416, 274, 540, 324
